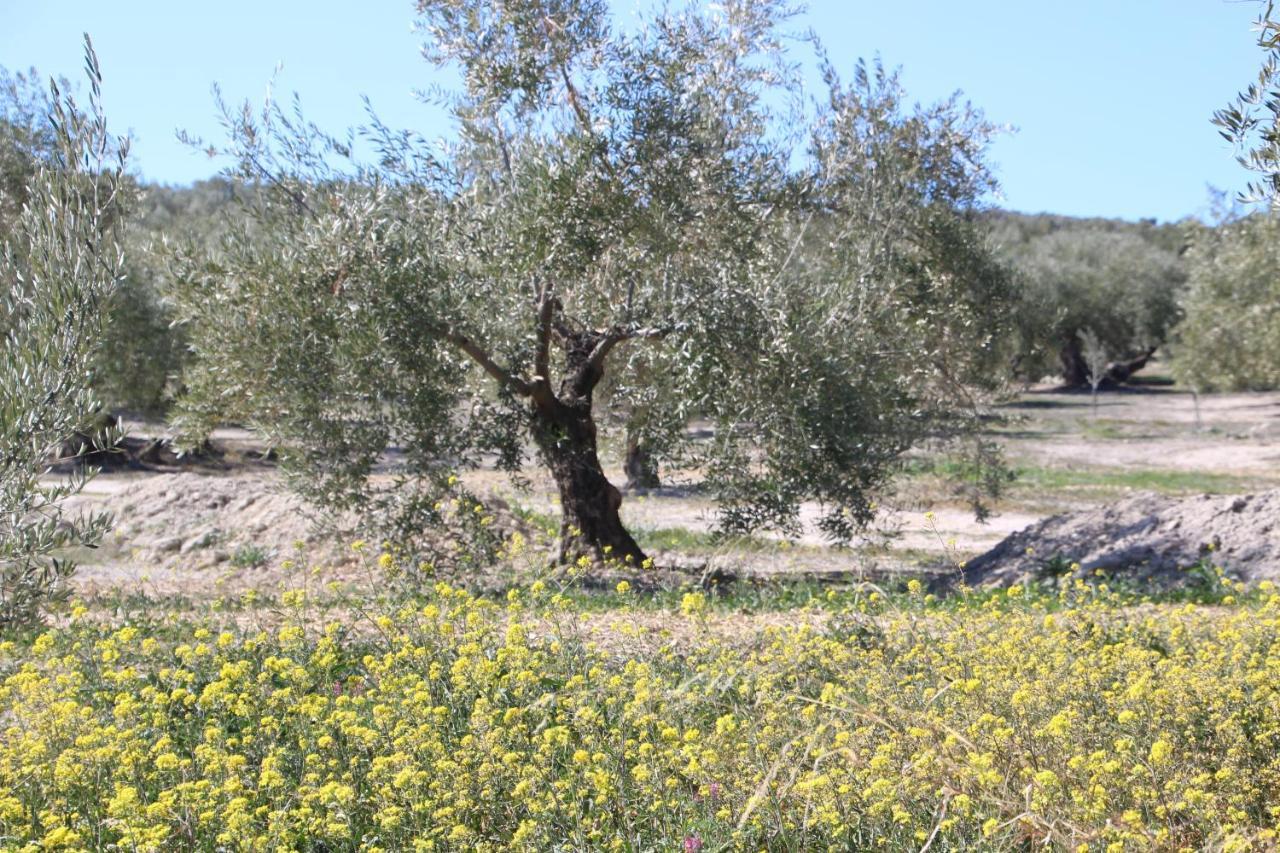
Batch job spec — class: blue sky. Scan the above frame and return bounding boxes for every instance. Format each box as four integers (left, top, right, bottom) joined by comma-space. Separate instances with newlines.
1, 1, 1266, 221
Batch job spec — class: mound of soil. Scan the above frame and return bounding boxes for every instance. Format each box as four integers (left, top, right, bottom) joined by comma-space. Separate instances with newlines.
89, 471, 536, 576
964, 490, 1280, 587
103, 472, 340, 569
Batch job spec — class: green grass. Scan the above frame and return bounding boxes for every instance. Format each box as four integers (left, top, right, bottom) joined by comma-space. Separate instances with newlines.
1000, 397, 1084, 411
630, 524, 780, 553
902, 455, 1268, 504
1010, 464, 1263, 495
1077, 417, 1146, 441
510, 500, 785, 555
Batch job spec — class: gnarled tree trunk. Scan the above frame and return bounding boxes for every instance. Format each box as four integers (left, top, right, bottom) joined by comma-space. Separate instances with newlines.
438, 294, 664, 567
1058, 335, 1088, 387
1059, 335, 1158, 387
530, 327, 647, 566
1104, 346, 1158, 384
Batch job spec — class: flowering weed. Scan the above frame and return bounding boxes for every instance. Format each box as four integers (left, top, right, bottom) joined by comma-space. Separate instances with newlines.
2, 579, 1280, 849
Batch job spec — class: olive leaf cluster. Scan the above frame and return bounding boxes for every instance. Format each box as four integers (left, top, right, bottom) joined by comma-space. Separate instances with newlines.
1215, 0, 1280, 209
0, 37, 127, 624
175, 0, 1015, 560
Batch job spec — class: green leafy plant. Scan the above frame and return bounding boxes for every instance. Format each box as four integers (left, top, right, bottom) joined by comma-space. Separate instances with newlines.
1180, 557, 1235, 603
1032, 553, 1076, 590
230, 543, 271, 570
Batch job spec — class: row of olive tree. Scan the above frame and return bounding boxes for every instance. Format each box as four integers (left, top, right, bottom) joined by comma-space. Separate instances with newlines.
171, 0, 1017, 563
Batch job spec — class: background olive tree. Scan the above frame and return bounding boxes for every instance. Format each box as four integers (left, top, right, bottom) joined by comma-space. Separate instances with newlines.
2, 62, 196, 420
95, 180, 236, 417
1172, 213, 1280, 390
1077, 327, 1109, 413
175, 0, 1016, 565
0, 67, 62, 235
1168, 2, 1280, 391
0, 37, 126, 624
989, 214, 1187, 386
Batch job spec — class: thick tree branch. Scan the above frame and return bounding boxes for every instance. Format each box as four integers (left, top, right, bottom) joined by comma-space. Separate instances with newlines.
583, 325, 670, 379
534, 286, 559, 385
559, 62, 594, 139
551, 315, 578, 341
542, 16, 621, 184
427, 323, 531, 395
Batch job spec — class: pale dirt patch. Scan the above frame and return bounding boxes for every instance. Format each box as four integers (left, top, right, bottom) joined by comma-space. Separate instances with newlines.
55, 385, 1280, 599
1013, 436, 1280, 475
60, 470, 365, 600
999, 387, 1280, 476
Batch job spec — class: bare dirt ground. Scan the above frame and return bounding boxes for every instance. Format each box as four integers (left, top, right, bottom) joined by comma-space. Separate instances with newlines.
999, 387, 1280, 476
55, 380, 1280, 599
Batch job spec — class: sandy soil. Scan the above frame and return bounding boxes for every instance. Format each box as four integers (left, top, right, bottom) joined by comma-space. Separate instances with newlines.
1000, 387, 1280, 475
53, 384, 1280, 598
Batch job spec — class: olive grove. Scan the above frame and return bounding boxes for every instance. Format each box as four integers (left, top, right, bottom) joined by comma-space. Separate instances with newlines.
175, 0, 1016, 564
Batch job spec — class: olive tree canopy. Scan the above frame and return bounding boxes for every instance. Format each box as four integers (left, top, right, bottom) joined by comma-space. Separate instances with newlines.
176, 0, 1014, 564
1172, 3, 1280, 391
1, 38, 126, 623
1172, 214, 1280, 391
997, 226, 1185, 386
1215, 0, 1280, 208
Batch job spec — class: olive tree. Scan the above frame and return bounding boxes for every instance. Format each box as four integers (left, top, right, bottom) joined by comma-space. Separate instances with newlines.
94, 182, 239, 417
0, 67, 61, 234
0, 38, 126, 624
175, 0, 1014, 564
1077, 327, 1109, 412
998, 227, 1185, 386
1215, 1, 1280, 208
1172, 214, 1280, 390
1170, 2, 1280, 391
3, 63, 186, 419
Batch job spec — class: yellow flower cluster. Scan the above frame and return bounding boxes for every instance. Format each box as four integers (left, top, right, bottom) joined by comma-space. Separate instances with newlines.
2, 581, 1280, 849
